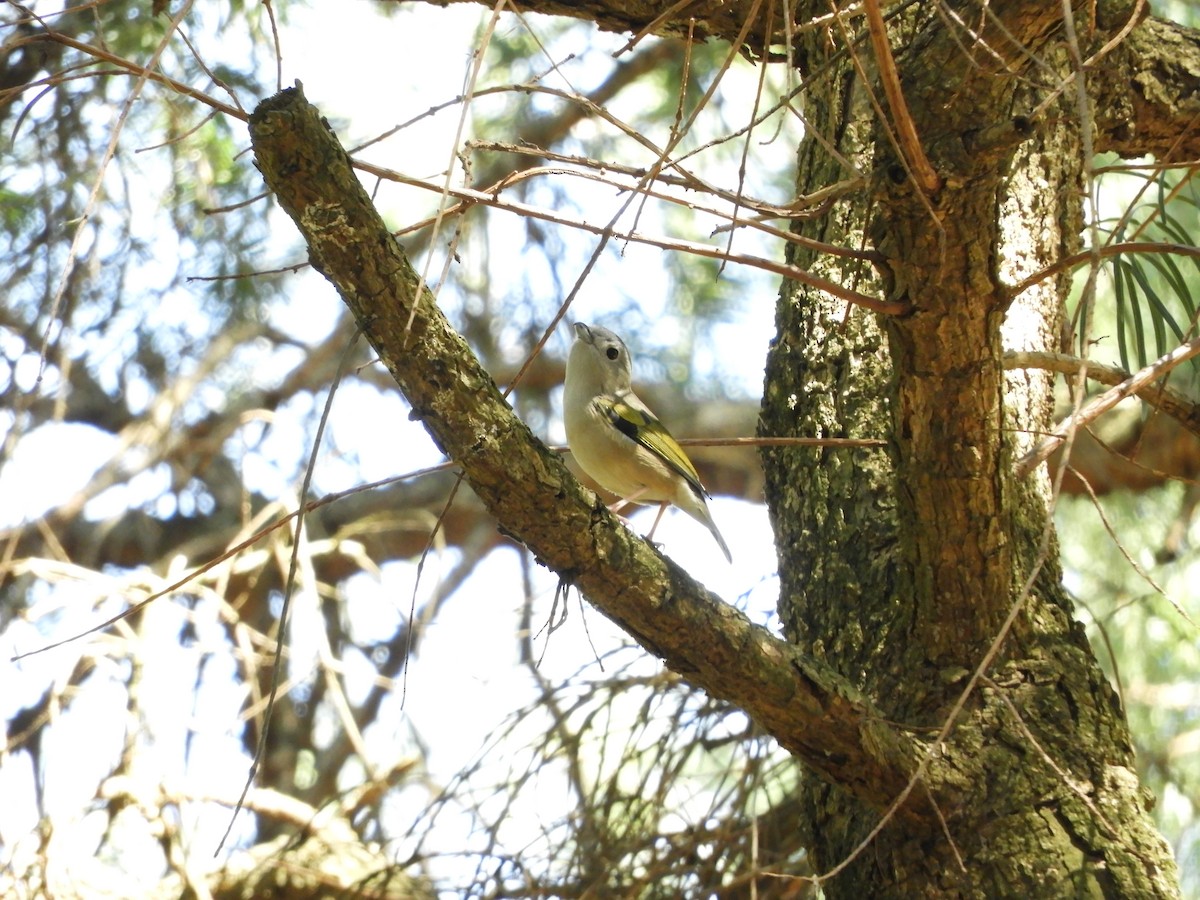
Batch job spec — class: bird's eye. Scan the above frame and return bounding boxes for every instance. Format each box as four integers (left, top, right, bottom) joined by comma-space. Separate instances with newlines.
606, 347, 620, 361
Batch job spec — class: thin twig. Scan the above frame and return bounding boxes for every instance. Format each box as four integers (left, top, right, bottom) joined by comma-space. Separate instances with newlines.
863, 0, 941, 192
9, 459, 459, 662
423, 154, 878, 258
33, 1, 200, 386
359, 157, 904, 314
922, 781, 966, 872
1006, 241, 1200, 300
1004, 350, 1200, 440
401, 0, 504, 341
216, 328, 361, 854
720, 0, 775, 276
675, 436, 886, 448
36, 28, 243, 119
1016, 335, 1200, 476
984, 676, 1119, 835
1068, 465, 1195, 626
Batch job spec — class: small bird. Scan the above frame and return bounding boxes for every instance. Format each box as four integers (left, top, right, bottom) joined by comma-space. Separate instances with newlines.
563, 322, 732, 562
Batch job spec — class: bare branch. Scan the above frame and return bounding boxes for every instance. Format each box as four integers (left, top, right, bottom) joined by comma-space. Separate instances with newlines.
247, 84, 930, 814
1016, 336, 1200, 476
1005, 350, 1200, 440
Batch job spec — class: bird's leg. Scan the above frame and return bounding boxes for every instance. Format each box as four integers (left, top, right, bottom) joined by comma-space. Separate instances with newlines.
645, 501, 669, 541
603, 488, 666, 549
607, 485, 650, 515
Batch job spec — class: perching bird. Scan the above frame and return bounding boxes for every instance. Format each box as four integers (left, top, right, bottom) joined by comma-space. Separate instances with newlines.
563, 322, 732, 562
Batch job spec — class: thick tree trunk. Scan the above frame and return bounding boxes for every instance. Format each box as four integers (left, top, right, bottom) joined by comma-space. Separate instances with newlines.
760, 2, 1179, 896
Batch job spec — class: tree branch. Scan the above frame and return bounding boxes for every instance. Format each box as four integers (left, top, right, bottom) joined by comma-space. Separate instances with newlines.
379, 0, 1200, 167
1016, 336, 1200, 476
247, 84, 929, 815
1093, 15, 1200, 160
377, 0, 785, 48
1004, 350, 1200, 441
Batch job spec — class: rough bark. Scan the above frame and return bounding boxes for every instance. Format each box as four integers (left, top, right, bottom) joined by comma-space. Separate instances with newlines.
759, 1, 1183, 896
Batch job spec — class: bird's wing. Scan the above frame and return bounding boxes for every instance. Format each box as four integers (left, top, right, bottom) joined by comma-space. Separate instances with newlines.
601, 393, 708, 499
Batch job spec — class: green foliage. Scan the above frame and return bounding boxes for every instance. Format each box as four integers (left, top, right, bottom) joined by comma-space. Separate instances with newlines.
1073, 162, 1200, 383
1058, 489, 1200, 894
0, 1, 290, 411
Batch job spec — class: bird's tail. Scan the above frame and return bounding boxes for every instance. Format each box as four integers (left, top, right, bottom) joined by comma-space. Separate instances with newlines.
707, 516, 733, 564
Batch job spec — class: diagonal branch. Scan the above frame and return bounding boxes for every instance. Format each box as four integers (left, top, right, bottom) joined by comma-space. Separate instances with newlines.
1004, 350, 1200, 440
862, 0, 941, 193
1016, 335, 1200, 476
247, 84, 929, 815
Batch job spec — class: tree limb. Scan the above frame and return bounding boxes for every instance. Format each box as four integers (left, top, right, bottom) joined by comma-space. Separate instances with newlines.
247, 84, 929, 815
1005, 350, 1200, 440
384, 0, 1200, 163
1016, 336, 1200, 475
1094, 15, 1200, 161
